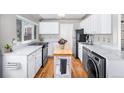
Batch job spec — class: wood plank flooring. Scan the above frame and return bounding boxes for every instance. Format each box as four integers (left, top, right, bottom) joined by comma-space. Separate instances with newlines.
35, 57, 88, 78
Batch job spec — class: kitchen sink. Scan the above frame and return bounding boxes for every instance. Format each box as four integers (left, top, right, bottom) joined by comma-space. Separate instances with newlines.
81, 42, 94, 45
28, 42, 48, 46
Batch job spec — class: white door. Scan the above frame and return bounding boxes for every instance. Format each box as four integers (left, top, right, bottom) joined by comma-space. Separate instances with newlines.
60, 24, 73, 51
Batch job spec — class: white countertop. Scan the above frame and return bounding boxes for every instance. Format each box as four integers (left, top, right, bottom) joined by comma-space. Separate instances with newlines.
79, 42, 124, 77
3, 46, 42, 56
79, 42, 124, 62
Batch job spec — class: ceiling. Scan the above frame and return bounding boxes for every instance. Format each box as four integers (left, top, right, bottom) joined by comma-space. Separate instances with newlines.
39, 14, 87, 20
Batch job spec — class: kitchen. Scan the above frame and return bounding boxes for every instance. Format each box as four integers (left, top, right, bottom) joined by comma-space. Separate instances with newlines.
0, 14, 124, 78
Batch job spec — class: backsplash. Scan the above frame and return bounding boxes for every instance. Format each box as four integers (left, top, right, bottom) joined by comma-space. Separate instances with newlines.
93, 34, 113, 45
39, 34, 59, 42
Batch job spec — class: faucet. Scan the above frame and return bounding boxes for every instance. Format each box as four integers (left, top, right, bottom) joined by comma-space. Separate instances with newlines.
89, 35, 94, 45
86, 35, 89, 43
11, 38, 17, 51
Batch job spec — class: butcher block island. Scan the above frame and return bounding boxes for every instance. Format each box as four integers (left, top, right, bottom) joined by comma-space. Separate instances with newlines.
53, 46, 73, 78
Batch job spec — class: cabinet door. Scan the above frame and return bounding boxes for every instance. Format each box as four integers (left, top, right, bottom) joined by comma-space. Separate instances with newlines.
87, 16, 91, 34
80, 20, 85, 29
78, 43, 80, 59
78, 43, 83, 63
100, 15, 111, 34
28, 53, 35, 78
93, 15, 101, 34
35, 49, 42, 73
84, 19, 88, 34
39, 22, 59, 34
81, 14, 111, 34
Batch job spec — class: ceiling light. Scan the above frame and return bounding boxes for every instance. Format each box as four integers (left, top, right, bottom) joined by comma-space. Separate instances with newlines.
58, 13, 65, 17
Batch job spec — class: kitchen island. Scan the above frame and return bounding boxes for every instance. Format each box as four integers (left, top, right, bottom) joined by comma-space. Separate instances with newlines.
53, 46, 73, 78
2, 46, 42, 78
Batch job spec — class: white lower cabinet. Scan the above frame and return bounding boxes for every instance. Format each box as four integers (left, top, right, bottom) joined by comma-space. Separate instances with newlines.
78, 43, 83, 63
2, 48, 42, 78
2, 56, 27, 78
27, 49, 42, 78
107, 60, 124, 78
35, 48, 42, 73
28, 53, 36, 78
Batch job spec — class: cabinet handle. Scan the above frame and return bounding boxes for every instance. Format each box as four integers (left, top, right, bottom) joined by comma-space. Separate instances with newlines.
4, 62, 21, 70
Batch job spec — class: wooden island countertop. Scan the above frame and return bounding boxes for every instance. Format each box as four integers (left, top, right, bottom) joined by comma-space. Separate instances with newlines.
53, 47, 73, 56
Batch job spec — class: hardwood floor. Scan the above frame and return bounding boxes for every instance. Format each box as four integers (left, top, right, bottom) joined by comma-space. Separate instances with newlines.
35, 57, 88, 78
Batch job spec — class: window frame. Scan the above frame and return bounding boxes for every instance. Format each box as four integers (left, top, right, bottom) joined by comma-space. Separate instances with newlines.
16, 15, 38, 44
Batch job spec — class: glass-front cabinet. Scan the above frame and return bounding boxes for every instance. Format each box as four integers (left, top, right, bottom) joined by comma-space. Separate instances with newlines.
16, 15, 38, 43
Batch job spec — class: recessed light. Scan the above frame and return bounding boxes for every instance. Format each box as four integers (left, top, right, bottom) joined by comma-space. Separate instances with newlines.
58, 13, 65, 17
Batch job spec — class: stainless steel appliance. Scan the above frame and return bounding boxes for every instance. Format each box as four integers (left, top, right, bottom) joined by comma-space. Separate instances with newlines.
83, 47, 106, 78
42, 43, 48, 67
76, 29, 88, 58
87, 51, 106, 78
83, 47, 91, 71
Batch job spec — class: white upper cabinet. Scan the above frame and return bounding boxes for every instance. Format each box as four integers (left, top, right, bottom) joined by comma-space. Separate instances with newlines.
100, 15, 111, 34
39, 22, 59, 34
80, 14, 111, 34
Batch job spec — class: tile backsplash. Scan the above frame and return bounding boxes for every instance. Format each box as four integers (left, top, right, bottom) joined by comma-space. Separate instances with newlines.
93, 34, 112, 45
39, 34, 59, 42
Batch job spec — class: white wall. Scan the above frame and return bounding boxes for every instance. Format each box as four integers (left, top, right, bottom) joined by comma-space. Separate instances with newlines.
0, 14, 16, 46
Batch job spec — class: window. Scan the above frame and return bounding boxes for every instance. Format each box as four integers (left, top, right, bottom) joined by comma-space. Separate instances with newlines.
16, 15, 38, 43
16, 18, 22, 42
